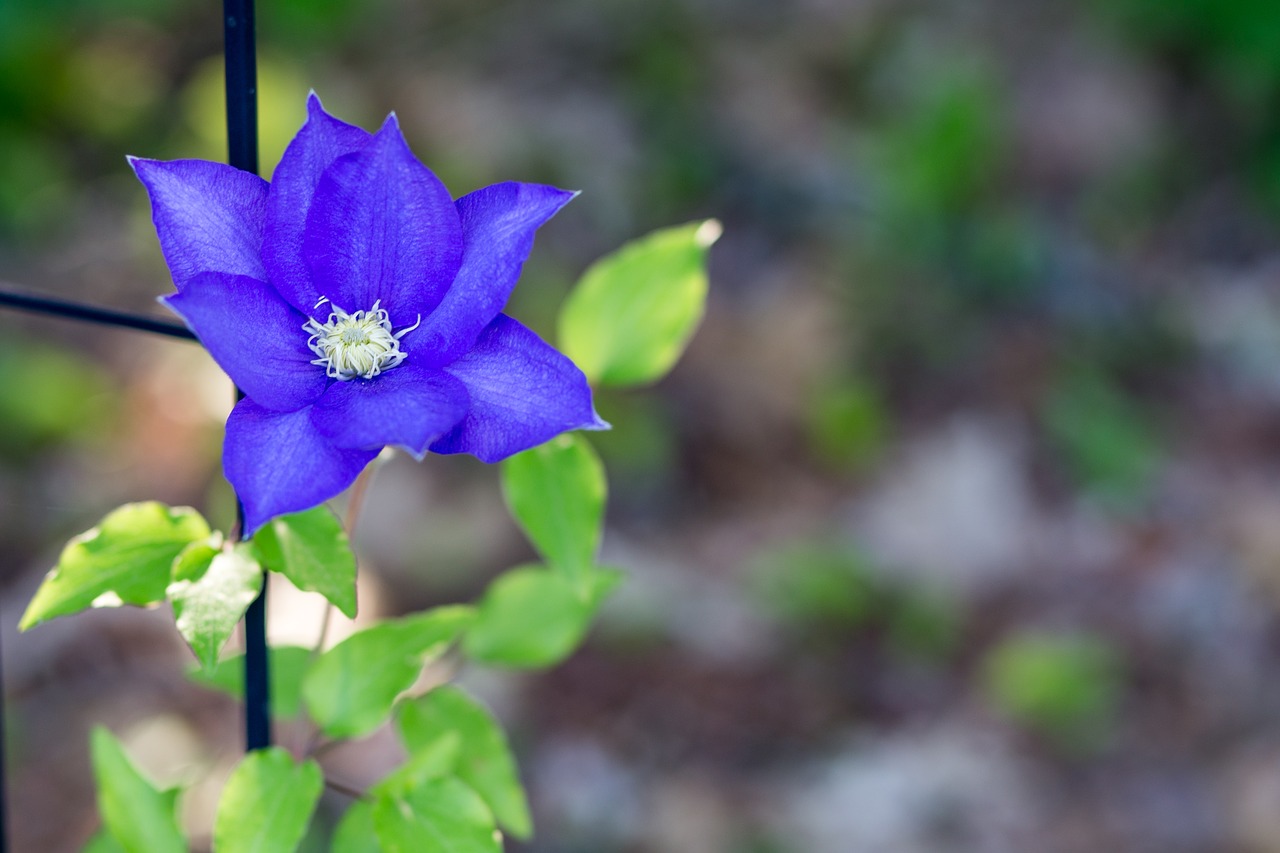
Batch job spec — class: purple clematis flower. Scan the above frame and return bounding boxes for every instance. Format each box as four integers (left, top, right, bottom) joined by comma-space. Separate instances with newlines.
132, 94, 605, 535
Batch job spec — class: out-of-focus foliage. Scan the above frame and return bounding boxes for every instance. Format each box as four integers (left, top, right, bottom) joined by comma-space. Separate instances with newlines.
0, 337, 115, 458
213, 749, 323, 853
463, 565, 622, 669
398, 687, 533, 840
750, 541, 879, 632
981, 631, 1122, 750
188, 646, 312, 720
302, 607, 475, 739
89, 727, 186, 853
805, 378, 891, 471
1097, 0, 1280, 211
1042, 367, 1164, 506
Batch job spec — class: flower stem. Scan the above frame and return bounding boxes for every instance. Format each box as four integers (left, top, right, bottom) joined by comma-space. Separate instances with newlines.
224, 0, 269, 753
0, 285, 195, 340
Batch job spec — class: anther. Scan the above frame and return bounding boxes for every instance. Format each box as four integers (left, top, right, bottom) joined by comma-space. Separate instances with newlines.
302, 300, 412, 380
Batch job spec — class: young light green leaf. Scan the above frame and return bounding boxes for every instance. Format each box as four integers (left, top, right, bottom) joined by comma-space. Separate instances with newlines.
500, 434, 605, 589
21, 502, 211, 630
463, 565, 622, 669
332, 800, 380, 853
187, 645, 312, 719
372, 778, 500, 853
397, 687, 532, 840
168, 541, 263, 671
89, 727, 186, 853
558, 219, 720, 387
213, 748, 323, 853
303, 606, 475, 738
252, 506, 357, 618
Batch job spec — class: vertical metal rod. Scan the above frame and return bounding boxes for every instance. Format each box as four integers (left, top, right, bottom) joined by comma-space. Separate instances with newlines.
0, 627, 9, 853
224, 0, 271, 752
224, 0, 259, 176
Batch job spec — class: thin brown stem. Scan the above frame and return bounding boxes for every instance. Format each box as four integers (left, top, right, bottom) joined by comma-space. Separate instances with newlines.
324, 776, 369, 801
309, 457, 383, 659
345, 458, 379, 534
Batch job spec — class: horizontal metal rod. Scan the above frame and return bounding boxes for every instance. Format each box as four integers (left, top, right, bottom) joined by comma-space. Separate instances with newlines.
0, 285, 196, 341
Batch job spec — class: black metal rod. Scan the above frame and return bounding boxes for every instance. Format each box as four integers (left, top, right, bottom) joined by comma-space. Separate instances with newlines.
224, 0, 271, 752
224, 0, 259, 177
0, 626, 8, 853
0, 287, 196, 340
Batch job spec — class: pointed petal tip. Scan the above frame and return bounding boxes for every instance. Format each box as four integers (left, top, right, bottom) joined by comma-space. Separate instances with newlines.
126, 155, 155, 176
157, 292, 195, 331
541, 185, 579, 206
549, 187, 582, 210
368, 112, 411, 154
240, 503, 279, 539
305, 90, 337, 123
304, 92, 330, 126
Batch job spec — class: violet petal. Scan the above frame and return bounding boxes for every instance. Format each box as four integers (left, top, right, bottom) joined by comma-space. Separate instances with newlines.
225, 398, 377, 535
163, 272, 329, 412
130, 158, 268, 288
309, 363, 469, 458
403, 181, 576, 367
262, 92, 372, 314
302, 115, 463, 323
430, 314, 607, 463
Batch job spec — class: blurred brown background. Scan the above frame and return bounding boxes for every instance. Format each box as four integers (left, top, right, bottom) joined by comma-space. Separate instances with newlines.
5, 0, 1280, 850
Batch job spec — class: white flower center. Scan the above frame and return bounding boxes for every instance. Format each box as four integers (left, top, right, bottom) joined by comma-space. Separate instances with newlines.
303, 300, 417, 380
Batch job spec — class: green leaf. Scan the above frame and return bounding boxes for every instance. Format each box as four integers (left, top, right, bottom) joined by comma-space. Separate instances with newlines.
332, 801, 380, 853
371, 732, 462, 800
187, 645, 312, 719
89, 727, 186, 853
372, 778, 500, 853
463, 565, 622, 669
21, 503, 211, 630
303, 606, 475, 738
397, 687, 532, 840
81, 830, 126, 853
558, 219, 719, 387
252, 506, 357, 618
213, 748, 323, 853
168, 541, 264, 671
500, 434, 605, 589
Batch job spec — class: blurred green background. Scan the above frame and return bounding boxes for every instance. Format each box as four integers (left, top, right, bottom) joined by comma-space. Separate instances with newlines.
6, 0, 1280, 850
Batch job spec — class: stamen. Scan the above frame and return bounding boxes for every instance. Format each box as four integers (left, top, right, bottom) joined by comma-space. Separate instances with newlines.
302, 299, 414, 380
394, 314, 422, 339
